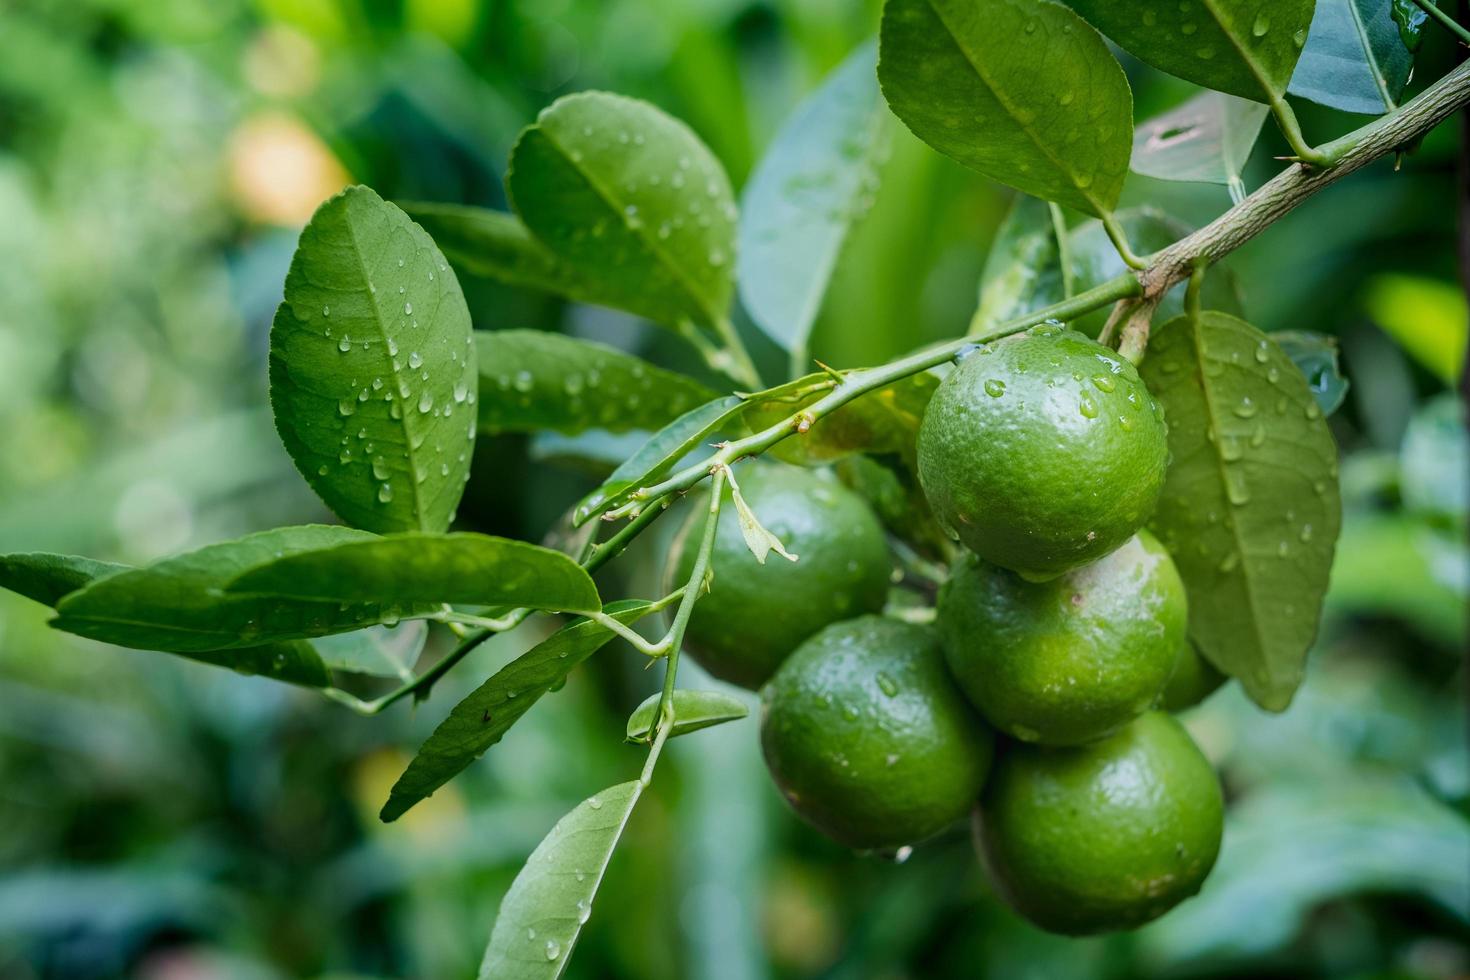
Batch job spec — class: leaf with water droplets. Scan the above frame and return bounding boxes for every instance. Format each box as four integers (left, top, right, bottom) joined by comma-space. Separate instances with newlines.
1131, 91, 1270, 198
1288, 0, 1422, 114
270, 185, 478, 535
477, 330, 714, 436
1067, 0, 1315, 103
624, 689, 750, 742
738, 41, 888, 368
1140, 312, 1342, 711
479, 778, 644, 979
227, 532, 601, 614
1273, 330, 1349, 415
0, 552, 129, 608
508, 92, 737, 333
382, 600, 658, 823
879, 0, 1133, 216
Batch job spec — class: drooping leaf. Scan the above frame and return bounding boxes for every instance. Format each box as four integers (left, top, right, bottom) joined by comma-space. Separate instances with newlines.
380, 600, 658, 822
270, 185, 478, 534
312, 621, 428, 679
738, 41, 888, 367
879, 0, 1133, 216
508, 92, 737, 331
478, 779, 645, 979
477, 330, 714, 436
50, 526, 409, 655
1067, 0, 1316, 103
728, 469, 800, 564
1272, 331, 1349, 415
744, 371, 942, 467
399, 203, 600, 299
625, 689, 750, 741
0, 553, 129, 608
227, 533, 601, 615
572, 395, 748, 525
1131, 91, 1270, 199
1288, 0, 1420, 115
1140, 312, 1342, 711
974, 195, 1066, 331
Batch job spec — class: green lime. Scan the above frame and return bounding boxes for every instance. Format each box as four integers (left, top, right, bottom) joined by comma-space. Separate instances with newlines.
761, 616, 995, 849
666, 464, 891, 689
1159, 640, 1227, 712
975, 711, 1223, 935
937, 531, 1186, 745
917, 325, 1168, 580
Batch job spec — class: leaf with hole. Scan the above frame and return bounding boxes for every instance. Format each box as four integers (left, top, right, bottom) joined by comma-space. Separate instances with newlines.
1067, 0, 1316, 103
227, 532, 601, 615
509, 92, 737, 332
738, 41, 888, 368
270, 186, 478, 534
1289, 0, 1421, 114
0, 553, 129, 608
1273, 331, 1349, 415
1132, 91, 1270, 200
1140, 312, 1342, 711
478, 779, 644, 979
879, 0, 1133, 216
625, 689, 749, 741
477, 330, 714, 436
381, 600, 658, 822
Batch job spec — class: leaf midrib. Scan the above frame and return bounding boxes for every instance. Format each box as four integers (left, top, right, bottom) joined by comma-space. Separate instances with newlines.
1199, 0, 1287, 101
1345, 0, 1397, 110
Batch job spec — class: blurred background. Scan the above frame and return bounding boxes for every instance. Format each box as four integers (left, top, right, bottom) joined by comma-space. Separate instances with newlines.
0, 0, 1466, 977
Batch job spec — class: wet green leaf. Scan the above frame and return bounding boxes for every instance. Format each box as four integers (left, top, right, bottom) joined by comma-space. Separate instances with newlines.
1141, 312, 1342, 711
381, 600, 658, 822
1131, 91, 1270, 198
1068, 0, 1315, 103
508, 92, 737, 331
0, 553, 128, 608
1289, 0, 1420, 114
477, 330, 714, 435
879, 0, 1132, 216
51, 526, 407, 655
227, 532, 601, 615
478, 779, 644, 979
738, 42, 887, 367
974, 196, 1066, 331
399, 202, 602, 300
625, 689, 749, 741
311, 621, 427, 679
270, 185, 478, 534
1272, 331, 1349, 416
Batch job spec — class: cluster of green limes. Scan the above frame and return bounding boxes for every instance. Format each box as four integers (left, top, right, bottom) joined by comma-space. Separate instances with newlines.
664, 327, 1227, 935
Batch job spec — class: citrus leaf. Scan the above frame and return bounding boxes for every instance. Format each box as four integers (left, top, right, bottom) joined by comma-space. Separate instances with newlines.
227, 533, 601, 615
1273, 331, 1349, 415
50, 526, 415, 654
743, 371, 941, 467
477, 330, 715, 436
381, 600, 658, 822
1132, 91, 1270, 199
478, 779, 644, 979
508, 92, 737, 331
311, 621, 427, 679
572, 395, 748, 525
0, 553, 129, 608
738, 41, 887, 364
974, 195, 1066, 331
1140, 312, 1342, 711
625, 689, 749, 741
1067, 0, 1316, 103
398, 203, 600, 299
1288, 0, 1420, 114
879, 0, 1133, 216
270, 185, 478, 534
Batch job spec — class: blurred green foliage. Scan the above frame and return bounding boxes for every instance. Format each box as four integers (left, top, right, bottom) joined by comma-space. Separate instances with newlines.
0, 0, 1465, 978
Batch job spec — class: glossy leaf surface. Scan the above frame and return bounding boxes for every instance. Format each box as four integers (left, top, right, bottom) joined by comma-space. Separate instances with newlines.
1132, 91, 1270, 197
1289, 0, 1419, 114
624, 689, 749, 741
0, 553, 128, 608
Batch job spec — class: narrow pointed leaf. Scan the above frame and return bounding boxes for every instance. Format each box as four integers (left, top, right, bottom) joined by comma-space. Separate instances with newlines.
270, 185, 478, 535
228, 533, 601, 614
1289, 0, 1420, 114
479, 779, 644, 979
399, 203, 601, 299
381, 600, 658, 822
508, 92, 737, 331
625, 689, 749, 741
50, 526, 412, 654
1140, 312, 1342, 711
1132, 91, 1270, 194
738, 41, 888, 361
0, 553, 129, 608
477, 330, 714, 436
879, 0, 1133, 216
1067, 0, 1316, 103
974, 195, 1065, 331
312, 621, 427, 679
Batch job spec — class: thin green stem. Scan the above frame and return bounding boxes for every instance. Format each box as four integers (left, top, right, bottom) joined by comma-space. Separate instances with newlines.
639, 706, 673, 785
1100, 211, 1147, 270
1410, 0, 1470, 46
1185, 260, 1208, 321
711, 315, 763, 390
1267, 96, 1331, 167
1049, 203, 1076, 297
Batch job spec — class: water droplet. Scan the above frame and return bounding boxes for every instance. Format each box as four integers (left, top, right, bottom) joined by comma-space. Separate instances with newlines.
338, 398, 357, 416
378, 483, 394, 503
576, 899, 591, 923
1249, 423, 1266, 447
418, 390, 434, 413
338, 336, 352, 352
1252, 13, 1270, 36
876, 672, 899, 697
1227, 474, 1251, 505
527, 928, 536, 941
589, 797, 602, 811
322, 305, 330, 317
1293, 27, 1308, 46
1079, 395, 1100, 419
1233, 396, 1259, 419
984, 379, 1006, 398
372, 457, 390, 480
397, 257, 405, 268
544, 940, 561, 961
1277, 540, 1290, 558
404, 302, 413, 315
708, 249, 726, 267
1299, 523, 1314, 542
1218, 551, 1240, 573
317, 465, 329, 476
1058, 91, 1074, 106
1254, 341, 1270, 363
1024, 20, 1037, 33
1305, 402, 1322, 420
514, 370, 534, 392
453, 380, 469, 403
408, 351, 423, 369
1181, 22, 1198, 35
1091, 374, 1116, 393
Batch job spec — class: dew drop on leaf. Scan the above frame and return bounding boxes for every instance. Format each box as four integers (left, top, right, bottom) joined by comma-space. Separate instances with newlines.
378, 483, 394, 503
